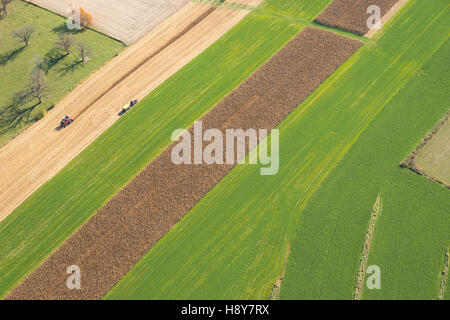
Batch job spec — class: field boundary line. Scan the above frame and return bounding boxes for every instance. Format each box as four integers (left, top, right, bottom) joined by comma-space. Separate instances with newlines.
438, 247, 449, 300
354, 195, 382, 300
23, 0, 127, 46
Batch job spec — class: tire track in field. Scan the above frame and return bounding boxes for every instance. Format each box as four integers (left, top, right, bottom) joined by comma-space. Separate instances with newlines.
6, 28, 362, 300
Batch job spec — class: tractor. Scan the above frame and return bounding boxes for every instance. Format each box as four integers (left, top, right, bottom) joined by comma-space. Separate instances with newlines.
60, 115, 74, 128
122, 99, 138, 114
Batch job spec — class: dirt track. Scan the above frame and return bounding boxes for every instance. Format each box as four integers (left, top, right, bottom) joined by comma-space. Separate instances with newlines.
364, 0, 409, 38
27, 0, 189, 44
0, 1, 261, 223
6, 28, 362, 300
315, 0, 400, 36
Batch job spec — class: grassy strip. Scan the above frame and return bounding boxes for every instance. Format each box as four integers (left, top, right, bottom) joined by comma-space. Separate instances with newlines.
354, 196, 382, 300
106, 0, 448, 300
281, 13, 450, 299
0, 11, 305, 298
0, 0, 123, 146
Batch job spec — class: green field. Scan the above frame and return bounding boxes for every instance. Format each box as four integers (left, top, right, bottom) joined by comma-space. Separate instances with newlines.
0, 8, 310, 298
105, 0, 449, 299
0, 0, 123, 146
282, 39, 450, 300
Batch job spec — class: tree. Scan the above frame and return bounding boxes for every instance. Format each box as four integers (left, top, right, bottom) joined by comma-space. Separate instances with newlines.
0, 0, 13, 17
0, 64, 49, 131
27, 66, 48, 104
80, 8, 93, 28
76, 41, 91, 62
32, 54, 45, 71
12, 25, 35, 47
54, 33, 74, 56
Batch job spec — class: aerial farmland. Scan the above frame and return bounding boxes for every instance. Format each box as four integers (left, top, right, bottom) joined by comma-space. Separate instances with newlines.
0, 0, 448, 309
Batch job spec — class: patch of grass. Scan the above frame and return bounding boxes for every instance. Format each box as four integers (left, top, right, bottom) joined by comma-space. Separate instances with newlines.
0, 0, 123, 146
0, 12, 303, 299
105, 0, 449, 300
413, 114, 450, 186
259, 0, 332, 20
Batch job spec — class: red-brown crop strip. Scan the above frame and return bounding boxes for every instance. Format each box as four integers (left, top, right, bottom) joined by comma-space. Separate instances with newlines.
6, 28, 362, 300
314, 0, 399, 36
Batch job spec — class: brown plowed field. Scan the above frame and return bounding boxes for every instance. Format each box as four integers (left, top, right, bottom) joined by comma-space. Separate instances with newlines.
315, 0, 400, 36
6, 28, 362, 300
0, 1, 259, 223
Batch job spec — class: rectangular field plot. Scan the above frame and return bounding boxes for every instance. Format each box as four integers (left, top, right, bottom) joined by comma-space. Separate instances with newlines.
413, 113, 450, 187
314, 0, 399, 35
29, 0, 189, 44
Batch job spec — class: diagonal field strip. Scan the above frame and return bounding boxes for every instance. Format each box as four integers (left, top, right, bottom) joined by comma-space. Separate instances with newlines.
364, 0, 410, 38
6, 28, 362, 300
0, 6, 316, 298
106, 0, 448, 299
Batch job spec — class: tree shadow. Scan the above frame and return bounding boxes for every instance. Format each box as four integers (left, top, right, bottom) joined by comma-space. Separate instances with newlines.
0, 46, 25, 66
0, 92, 41, 133
55, 58, 83, 76
43, 47, 66, 72
51, 23, 85, 35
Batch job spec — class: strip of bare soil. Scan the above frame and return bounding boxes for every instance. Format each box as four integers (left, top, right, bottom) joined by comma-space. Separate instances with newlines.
6, 28, 362, 300
315, 0, 399, 36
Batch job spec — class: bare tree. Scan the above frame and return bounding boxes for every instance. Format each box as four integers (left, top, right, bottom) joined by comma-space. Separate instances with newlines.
0, 65, 49, 131
0, 0, 13, 17
27, 67, 48, 104
76, 41, 91, 62
12, 25, 35, 47
54, 33, 74, 56
32, 54, 45, 71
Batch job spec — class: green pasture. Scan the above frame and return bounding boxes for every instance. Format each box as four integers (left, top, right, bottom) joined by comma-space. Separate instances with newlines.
105, 0, 449, 299
0, 0, 123, 146
282, 38, 450, 300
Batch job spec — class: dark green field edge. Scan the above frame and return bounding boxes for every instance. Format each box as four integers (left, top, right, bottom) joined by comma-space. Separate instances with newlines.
0, 0, 334, 299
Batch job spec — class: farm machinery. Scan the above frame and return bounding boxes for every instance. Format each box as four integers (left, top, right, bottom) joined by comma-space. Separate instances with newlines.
122, 99, 138, 114
60, 115, 74, 128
